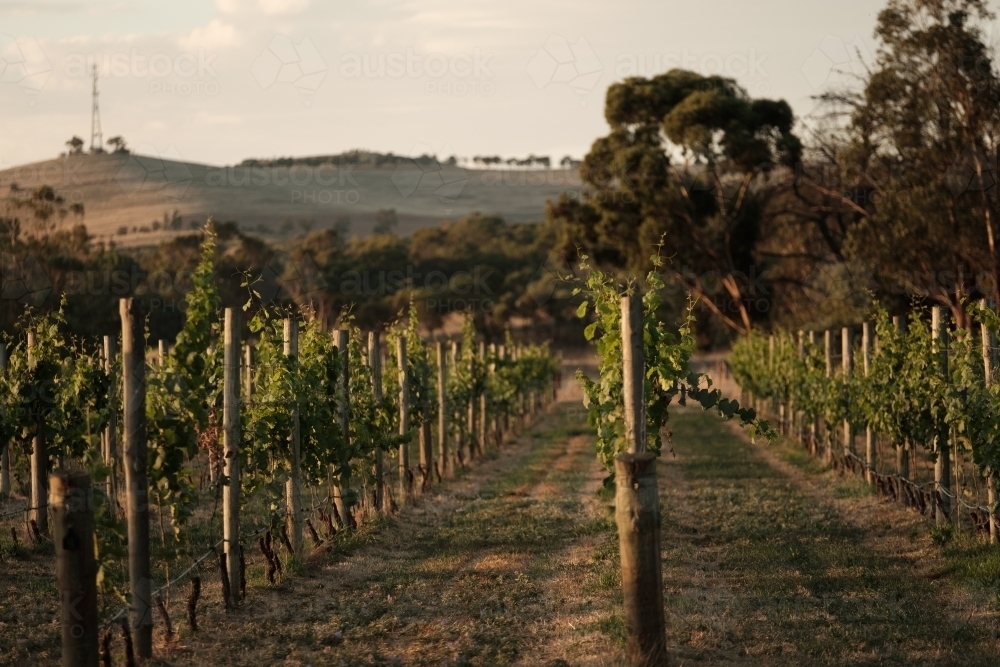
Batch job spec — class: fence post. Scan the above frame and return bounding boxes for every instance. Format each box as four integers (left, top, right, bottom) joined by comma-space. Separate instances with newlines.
120, 297, 152, 658
841, 326, 853, 458
981, 300, 998, 544
284, 317, 302, 552
396, 336, 410, 504
157, 339, 166, 365
366, 332, 384, 513
28, 331, 48, 534
932, 306, 951, 525
52, 471, 99, 667
437, 341, 450, 478
0, 341, 9, 497
332, 329, 350, 526
222, 308, 241, 608
616, 293, 666, 666
862, 322, 875, 485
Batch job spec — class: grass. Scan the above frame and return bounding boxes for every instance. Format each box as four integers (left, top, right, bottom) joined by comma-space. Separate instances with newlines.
662, 406, 1000, 665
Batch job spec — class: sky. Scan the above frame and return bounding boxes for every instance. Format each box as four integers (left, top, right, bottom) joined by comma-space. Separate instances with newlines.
0, 0, 941, 169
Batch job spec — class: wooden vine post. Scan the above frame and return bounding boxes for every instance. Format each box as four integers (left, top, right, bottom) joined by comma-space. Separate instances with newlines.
52, 471, 99, 667
437, 341, 449, 478
244, 343, 253, 401
768, 334, 781, 431
222, 308, 241, 608
28, 330, 48, 534
794, 331, 804, 443
450, 341, 463, 465
615, 294, 667, 667
489, 343, 499, 446
333, 329, 349, 525
284, 317, 302, 552
466, 344, 476, 461
862, 322, 876, 485
981, 300, 998, 544
498, 344, 508, 438
368, 332, 384, 511
0, 341, 9, 496
478, 341, 488, 455
120, 297, 152, 658
931, 307, 951, 525
824, 329, 833, 464
396, 336, 410, 504
841, 326, 854, 458
808, 331, 818, 456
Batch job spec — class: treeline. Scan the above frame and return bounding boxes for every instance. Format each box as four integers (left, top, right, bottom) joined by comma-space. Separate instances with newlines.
0, 208, 576, 343
547, 0, 1000, 344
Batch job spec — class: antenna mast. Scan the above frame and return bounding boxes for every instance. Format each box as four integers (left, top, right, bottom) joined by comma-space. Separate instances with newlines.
90, 64, 103, 153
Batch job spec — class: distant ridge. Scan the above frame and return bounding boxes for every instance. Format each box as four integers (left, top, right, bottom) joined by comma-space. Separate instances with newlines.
0, 152, 581, 247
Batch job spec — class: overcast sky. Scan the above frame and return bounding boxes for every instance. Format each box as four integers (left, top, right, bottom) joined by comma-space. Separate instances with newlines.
0, 0, 951, 168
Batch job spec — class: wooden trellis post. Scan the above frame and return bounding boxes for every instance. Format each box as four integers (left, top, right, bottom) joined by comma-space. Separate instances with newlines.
932, 306, 951, 525
157, 339, 166, 365
222, 308, 241, 608
450, 341, 463, 466
396, 336, 409, 504
120, 298, 152, 658
615, 293, 667, 667
437, 341, 450, 478
621, 295, 645, 453
981, 300, 999, 544
862, 322, 875, 485
52, 471, 99, 667
333, 328, 349, 526
842, 326, 853, 458
244, 343, 253, 401
478, 341, 487, 456
824, 329, 833, 464
367, 332, 384, 512
808, 331, 819, 455
489, 343, 499, 446
498, 344, 508, 439
28, 331, 48, 534
284, 317, 302, 552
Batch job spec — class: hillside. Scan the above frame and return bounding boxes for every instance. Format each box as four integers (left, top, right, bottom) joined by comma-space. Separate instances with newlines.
0, 153, 581, 246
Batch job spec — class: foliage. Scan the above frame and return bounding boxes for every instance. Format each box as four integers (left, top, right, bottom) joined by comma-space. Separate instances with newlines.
575, 254, 770, 474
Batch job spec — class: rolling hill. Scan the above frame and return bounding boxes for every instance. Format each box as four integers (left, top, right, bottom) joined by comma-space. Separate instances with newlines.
0, 152, 582, 246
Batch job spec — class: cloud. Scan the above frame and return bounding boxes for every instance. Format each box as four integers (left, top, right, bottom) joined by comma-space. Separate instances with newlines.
178, 19, 240, 52
257, 0, 310, 15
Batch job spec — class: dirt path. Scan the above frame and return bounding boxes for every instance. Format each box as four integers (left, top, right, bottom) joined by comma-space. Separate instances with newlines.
148, 401, 626, 667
